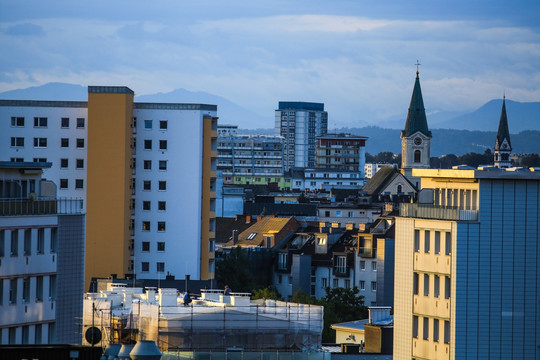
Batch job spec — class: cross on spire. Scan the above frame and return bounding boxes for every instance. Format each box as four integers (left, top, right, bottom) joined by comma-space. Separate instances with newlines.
415, 60, 421, 75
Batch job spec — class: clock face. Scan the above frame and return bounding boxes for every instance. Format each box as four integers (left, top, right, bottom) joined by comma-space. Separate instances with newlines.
414, 137, 422, 145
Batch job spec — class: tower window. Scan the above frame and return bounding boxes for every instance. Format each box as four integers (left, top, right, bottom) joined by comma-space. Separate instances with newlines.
414, 150, 421, 163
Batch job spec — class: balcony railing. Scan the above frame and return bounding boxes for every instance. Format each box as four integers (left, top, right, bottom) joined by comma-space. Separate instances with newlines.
400, 203, 478, 221
0, 198, 84, 216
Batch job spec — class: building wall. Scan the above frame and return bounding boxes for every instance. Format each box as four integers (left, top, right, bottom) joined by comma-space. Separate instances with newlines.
86, 88, 133, 290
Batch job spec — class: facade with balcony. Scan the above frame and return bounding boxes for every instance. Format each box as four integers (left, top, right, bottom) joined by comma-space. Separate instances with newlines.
0, 162, 84, 345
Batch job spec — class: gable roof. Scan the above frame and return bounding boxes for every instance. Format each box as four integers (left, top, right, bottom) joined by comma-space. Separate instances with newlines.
401, 73, 431, 138
495, 97, 512, 150
227, 216, 299, 247
362, 167, 417, 196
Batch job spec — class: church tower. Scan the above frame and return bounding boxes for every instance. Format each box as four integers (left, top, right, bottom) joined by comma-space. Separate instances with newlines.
401, 68, 432, 179
494, 96, 512, 168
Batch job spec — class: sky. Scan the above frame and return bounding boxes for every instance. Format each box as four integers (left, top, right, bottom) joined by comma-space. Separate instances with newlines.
1, 0, 539, 128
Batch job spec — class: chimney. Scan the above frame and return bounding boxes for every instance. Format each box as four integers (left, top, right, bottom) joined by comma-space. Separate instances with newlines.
257, 216, 263, 222
246, 215, 251, 224
232, 230, 239, 245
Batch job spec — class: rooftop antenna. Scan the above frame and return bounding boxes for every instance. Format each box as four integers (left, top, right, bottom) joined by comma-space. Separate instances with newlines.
415, 60, 421, 76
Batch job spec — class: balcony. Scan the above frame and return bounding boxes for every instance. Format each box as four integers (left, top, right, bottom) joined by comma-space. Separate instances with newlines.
0, 198, 84, 216
400, 203, 477, 221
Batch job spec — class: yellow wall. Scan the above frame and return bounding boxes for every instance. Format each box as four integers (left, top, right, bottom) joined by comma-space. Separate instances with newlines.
333, 328, 365, 345
200, 115, 217, 280
85, 88, 133, 291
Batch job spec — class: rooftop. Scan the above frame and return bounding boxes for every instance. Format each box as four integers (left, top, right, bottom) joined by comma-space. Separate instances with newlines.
412, 167, 540, 180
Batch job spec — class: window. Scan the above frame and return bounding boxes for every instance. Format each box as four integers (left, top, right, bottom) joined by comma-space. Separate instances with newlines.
9, 279, 18, 304
35, 323, 42, 344
157, 222, 166, 232
278, 253, 287, 270
75, 179, 84, 189
345, 279, 351, 288
50, 228, 57, 253
144, 120, 152, 129
24, 229, 31, 255
143, 181, 151, 190
22, 277, 30, 303
142, 221, 150, 231
60, 158, 68, 168
9, 327, 16, 344
142, 242, 150, 252
34, 117, 47, 127
413, 316, 418, 338
76, 118, 85, 128
333, 279, 339, 288
424, 230, 430, 253
445, 276, 451, 299
209, 240, 215, 252
317, 237, 326, 245
335, 255, 346, 274
11, 116, 25, 127
445, 232, 451, 255
423, 317, 429, 340
76, 159, 84, 169
158, 181, 166, 191
434, 275, 440, 298
142, 262, 149, 272
143, 201, 151, 210
160, 120, 168, 129
157, 262, 165, 273
424, 274, 430, 296
371, 281, 377, 291
144, 140, 152, 149
444, 321, 450, 344
157, 242, 165, 252
360, 260, 366, 270
414, 230, 420, 252
144, 160, 152, 170
37, 229, 44, 254
0, 230, 5, 257
60, 179, 68, 189
11, 157, 24, 162
36, 276, 43, 301
76, 138, 84, 148
247, 232, 257, 240
34, 137, 47, 147
159, 160, 167, 170
413, 273, 419, 295
11, 137, 25, 147
159, 140, 167, 150
48, 323, 56, 344
49, 275, 56, 299
433, 319, 439, 342
371, 261, 377, 271
61, 117, 69, 128
435, 231, 441, 254
414, 150, 421, 163
359, 280, 365, 290
158, 201, 166, 211
11, 230, 18, 256
321, 277, 328, 288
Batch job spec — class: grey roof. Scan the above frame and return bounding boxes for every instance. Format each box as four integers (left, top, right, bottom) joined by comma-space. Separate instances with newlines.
495, 97, 512, 150
0, 161, 52, 169
401, 73, 431, 138
362, 167, 417, 197
331, 319, 369, 331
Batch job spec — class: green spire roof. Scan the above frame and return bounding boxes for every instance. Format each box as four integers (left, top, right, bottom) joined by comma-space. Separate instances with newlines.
495, 97, 512, 150
402, 73, 431, 138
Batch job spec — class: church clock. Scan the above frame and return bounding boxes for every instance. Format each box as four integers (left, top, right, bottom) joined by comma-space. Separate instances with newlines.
414, 137, 422, 145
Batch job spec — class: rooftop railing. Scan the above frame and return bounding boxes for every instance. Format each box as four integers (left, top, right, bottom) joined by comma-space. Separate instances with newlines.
400, 203, 478, 221
0, 198, 84, 216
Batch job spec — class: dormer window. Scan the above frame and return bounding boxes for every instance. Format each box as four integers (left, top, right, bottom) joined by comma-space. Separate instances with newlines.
317, 237, 326, 245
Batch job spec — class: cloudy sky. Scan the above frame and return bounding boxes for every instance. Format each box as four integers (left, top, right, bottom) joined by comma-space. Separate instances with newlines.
1, 0, 539, 128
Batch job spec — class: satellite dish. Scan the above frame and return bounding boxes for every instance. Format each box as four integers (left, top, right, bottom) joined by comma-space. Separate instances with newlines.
28, 192, 37, 201
85, 326, 102, 345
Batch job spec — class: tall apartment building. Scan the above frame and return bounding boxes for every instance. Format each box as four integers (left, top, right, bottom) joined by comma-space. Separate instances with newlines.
0, 162, 84, 344
217, 133, 284, 186
315, 133, 367, 176
394, 167, 540, 359
275, 102, 328, 171
1, 87, 217, 290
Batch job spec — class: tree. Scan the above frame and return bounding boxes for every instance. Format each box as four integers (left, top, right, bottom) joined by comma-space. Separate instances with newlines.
252, 286, 282, 300
297, 193, 310, 203
320, 287, 368, 342
292, 289, 318, 305
216, 247, 274, 293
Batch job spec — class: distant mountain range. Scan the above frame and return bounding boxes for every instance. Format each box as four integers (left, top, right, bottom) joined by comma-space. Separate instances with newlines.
1, 83, 539, 156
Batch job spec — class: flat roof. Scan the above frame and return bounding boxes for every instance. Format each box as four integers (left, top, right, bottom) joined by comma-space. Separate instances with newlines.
413, 168, 540, 180
0, 99, 216, 111
0, 161, 52, 169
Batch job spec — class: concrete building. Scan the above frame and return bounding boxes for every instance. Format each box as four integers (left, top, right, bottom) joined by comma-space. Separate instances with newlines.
275, 102, 328, 171
493, 97, 512, 168
364, 163, 397, 179
292, 168, 364, 191
394, 167, 540, 359
315, 134, 367, 175
1, 88, 218, 290
0, 162, 84, 344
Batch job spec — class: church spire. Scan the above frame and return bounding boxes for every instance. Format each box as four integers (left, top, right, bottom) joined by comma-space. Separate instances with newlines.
494, 96, 512, 168
401, 69, 432, 138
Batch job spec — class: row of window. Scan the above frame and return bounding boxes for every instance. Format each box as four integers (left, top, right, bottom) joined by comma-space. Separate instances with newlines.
319, 277, 377, 291
414, 230, 451, 255
143, 120, 168, 130
0, 275, 57, 305
142, 180, 167, 191
0, 322, 55, 345
413, 272, 451, 299
10, 116, 85, 129
143, 140, 168, 150
141, 241, 166, 252
413, 316, 450, 344
359, 260, 378, 271
141, 221, 166, 232
141, 160, 168, 171
0, 228, 57, 257
10, 137, 85, 149
141, 261, 165, 273
141, 201, 167, 211
59, 178, 84, 190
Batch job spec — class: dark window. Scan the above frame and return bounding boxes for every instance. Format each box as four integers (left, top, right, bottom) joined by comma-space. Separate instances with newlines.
157, 222, 166, 232
444, 321, 450, 344
413, 272, 419, 295
144, 120, 152, 129
60, 179, 68, 189
157, 262, 165, 273
144, 140, 152, 150
76, 138, 84, 148
159, 160, 167, 170
49, 275, 56, 299
11, 137, 24, 147
36, 276, 43, 301
76, 118, 85, 128
34, 137, 47, 147
160, 120, 168, 129
445, 232, 451, 255
159, 140, 167, 150
37, 229, 44, 254
424, 230, 430, 253
158, 181, 166, 190
424, 274, 430, 296
144, 160, 152, 170
143, 201, 151, 210
435, 231, 441, 254
61, 117, 69, 128
445, 276, 451, 299
142, 262, 149, 272
414, 150, 421, 162
34, 117, 47, 127
413, 316, 418, 338
11, 117, 25, 127
9, 279, 17, 303
157, 242, 165, 251
33, 158, 46, 163
423, 317, 429, 340
75, 179, 84, 189
142, 221, 150, 231
414, 230, 420, 252
433, 319, 439, 342
76, 159, 84, 169
60, 158, 68, 168
434, 275, 440, 298
142, 242, 150, 252
143, 181, 151, 190
24, 229, 31, 255
158, 201, 166, 211
61, 138, 69, 147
